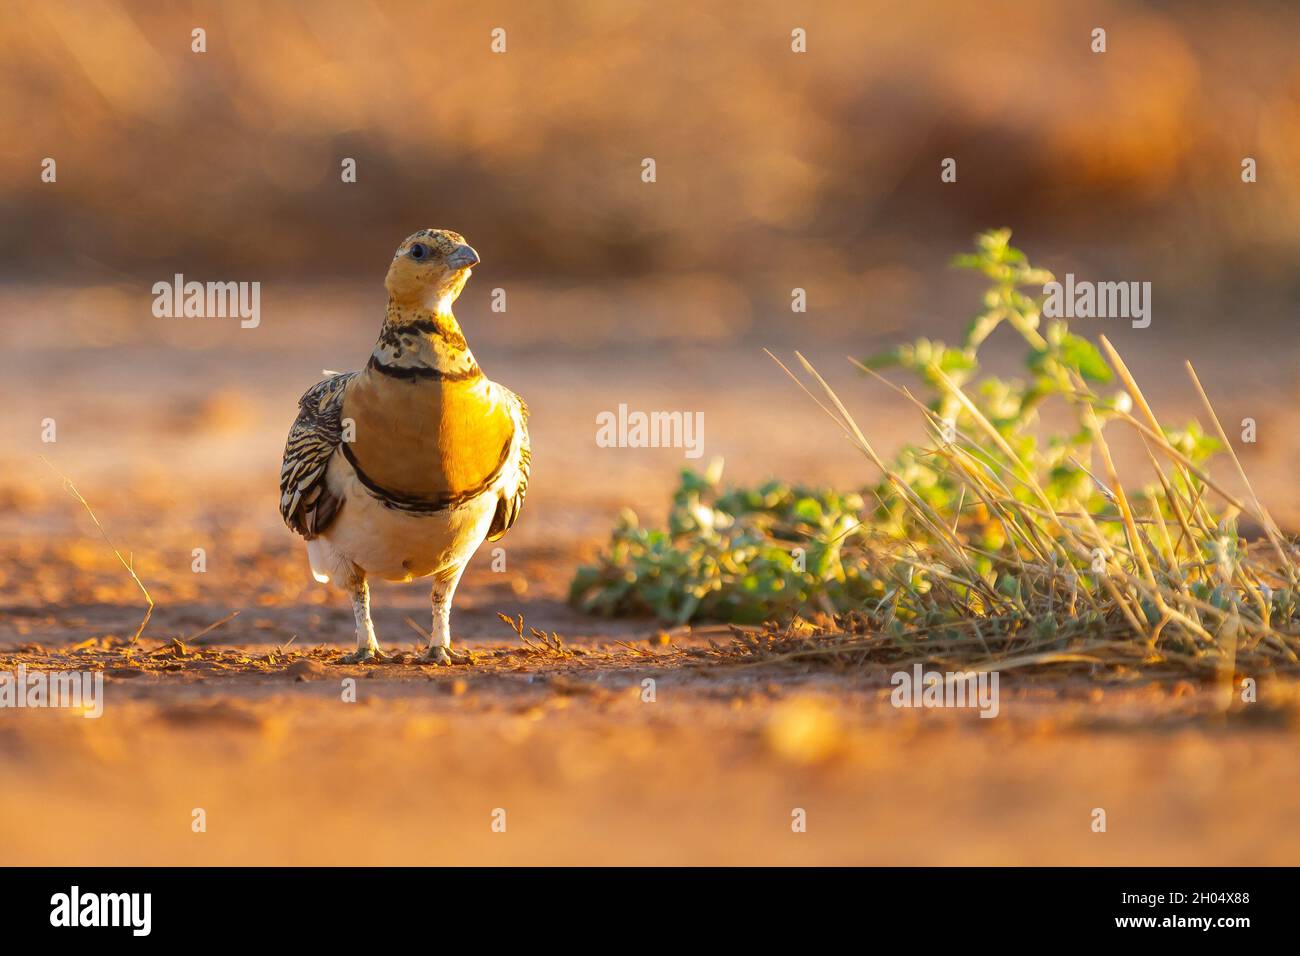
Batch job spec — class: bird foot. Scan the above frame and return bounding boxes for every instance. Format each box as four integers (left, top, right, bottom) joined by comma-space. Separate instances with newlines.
420, 645, 467, 666
338, 646, 386, 664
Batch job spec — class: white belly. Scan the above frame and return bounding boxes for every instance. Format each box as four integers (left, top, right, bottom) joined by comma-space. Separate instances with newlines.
309, 451, 498, 583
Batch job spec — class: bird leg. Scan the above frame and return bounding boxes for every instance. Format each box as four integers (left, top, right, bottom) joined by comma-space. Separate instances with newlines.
338, 565, 385, 663
421, 564, 467, 664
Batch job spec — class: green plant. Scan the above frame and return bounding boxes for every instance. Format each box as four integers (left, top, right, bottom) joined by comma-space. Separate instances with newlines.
570, 231, 1299, 672
569, 461, 876, 624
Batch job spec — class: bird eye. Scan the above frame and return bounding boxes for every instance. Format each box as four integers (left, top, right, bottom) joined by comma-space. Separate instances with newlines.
409, 243, 428, 261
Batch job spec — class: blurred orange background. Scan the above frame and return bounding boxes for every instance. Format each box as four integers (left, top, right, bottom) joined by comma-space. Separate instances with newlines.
2, 0, 1299, 302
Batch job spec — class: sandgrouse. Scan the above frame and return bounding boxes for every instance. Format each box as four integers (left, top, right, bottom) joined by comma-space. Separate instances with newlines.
279, 229, 530, 663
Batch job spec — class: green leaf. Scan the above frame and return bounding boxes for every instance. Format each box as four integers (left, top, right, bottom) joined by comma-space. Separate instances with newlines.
938, 348, 977, 373
792, 497, 823, 523
859, 348, 902, 370
1058, 334, 1112, 382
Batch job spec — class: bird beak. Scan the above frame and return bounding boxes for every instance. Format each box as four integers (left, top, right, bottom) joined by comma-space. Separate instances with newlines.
447, 243, 480, 270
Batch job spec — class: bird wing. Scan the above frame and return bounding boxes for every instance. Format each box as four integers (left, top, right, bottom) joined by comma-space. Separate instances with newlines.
487, 388, 530, 541
279, 371, 359, 538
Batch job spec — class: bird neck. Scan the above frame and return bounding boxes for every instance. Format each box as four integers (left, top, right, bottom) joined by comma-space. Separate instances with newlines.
368, 299, 481, 381
346, 298, 510, 501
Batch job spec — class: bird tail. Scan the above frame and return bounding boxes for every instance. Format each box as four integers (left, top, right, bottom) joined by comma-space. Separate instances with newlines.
306, 539, 332, 584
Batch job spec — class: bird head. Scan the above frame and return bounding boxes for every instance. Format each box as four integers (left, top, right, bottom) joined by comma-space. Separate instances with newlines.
384, 229, 480, 313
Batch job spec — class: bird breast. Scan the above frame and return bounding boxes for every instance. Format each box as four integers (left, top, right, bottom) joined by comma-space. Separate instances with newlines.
341, 371, 516, 502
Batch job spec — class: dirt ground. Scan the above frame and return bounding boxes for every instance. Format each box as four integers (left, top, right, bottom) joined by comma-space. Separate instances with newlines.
2, 283, 1299, 865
